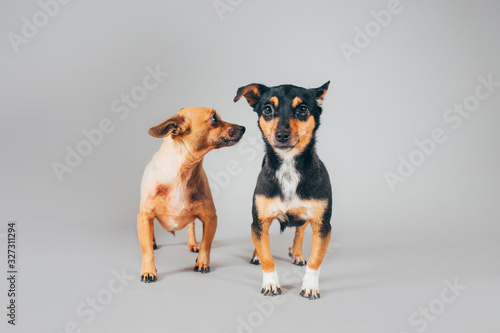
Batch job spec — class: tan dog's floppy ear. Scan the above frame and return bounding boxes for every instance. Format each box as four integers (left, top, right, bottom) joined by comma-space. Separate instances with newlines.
310, 81, 330, 105
148, 115, 187, 138
233, 83, 268, 108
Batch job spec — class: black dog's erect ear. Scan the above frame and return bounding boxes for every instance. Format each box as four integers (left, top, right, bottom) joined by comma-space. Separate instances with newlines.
233, 84, 268, 108
310, 81, 330, 105
148, 115, 187, 138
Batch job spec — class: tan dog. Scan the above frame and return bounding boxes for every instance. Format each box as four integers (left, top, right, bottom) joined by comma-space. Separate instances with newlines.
138, 107, 245, 282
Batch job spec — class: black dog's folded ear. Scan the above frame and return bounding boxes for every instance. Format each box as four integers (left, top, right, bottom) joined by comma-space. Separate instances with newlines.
233, 83, 268, 108
310, 81, 330, 105
148, 115, 187, 138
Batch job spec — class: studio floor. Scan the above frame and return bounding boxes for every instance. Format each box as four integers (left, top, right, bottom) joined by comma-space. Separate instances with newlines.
10, 217, 500, 333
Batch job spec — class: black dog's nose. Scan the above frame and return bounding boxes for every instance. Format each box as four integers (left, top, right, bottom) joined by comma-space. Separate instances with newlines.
275, 130, 290, 143
238, 126, 246, 133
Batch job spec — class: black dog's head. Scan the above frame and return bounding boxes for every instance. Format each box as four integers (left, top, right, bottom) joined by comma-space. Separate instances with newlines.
234, 82, 329, 156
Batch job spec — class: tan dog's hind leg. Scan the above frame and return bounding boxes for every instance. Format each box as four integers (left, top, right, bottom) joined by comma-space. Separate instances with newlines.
252, 220, 282, 296
289, 222, 309, 266
137, 212, 157, 282
187, 222, 200, 253
300, 221, 331, 299
194, 212, 217, 273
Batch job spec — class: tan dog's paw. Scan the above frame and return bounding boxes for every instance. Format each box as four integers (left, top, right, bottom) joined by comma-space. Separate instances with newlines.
193, 263, 210, 273
140, 263, 158, 283
288, 247, 307, 266
250, 254, 260, 265
188, 243, 200, 253
194, 256, 210, 273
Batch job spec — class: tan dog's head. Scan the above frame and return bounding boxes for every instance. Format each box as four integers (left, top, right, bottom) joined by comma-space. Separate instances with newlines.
148, 107, 245, 156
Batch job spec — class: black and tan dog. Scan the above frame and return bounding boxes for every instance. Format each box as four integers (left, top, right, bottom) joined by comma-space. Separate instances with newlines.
138, 107, 245, 282
234, 82, 332, 299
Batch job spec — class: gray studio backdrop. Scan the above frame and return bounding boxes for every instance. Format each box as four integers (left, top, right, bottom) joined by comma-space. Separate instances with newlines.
1, 0, 499, 332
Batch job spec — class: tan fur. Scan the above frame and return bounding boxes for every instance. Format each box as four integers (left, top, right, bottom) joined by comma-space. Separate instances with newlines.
258, 114, 316, 156
251, 218, 275, 273
307, 221, 331, 270
288, 117, 316, 153
252, 194, 328, 271
254, 195, 328, 222
289, 221, 308, 265
291, 96, 303, 108
315, 90, 328, 105
234, 85, 262, 106
269, 96, 279, 108
138, 107, 243, 281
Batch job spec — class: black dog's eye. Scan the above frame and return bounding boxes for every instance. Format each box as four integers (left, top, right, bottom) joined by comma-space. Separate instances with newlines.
296, 104, 309, 115
262, 105, 273, 115
211, 114, 219, 123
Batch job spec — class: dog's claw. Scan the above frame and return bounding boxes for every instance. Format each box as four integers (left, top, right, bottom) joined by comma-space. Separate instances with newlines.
250, 256, 261, 265
140, 273, 157, 283
189, 244, 200, 253
292, 258, 307, 266
153, 244, 158, 250
300, 289, 320, 300
261, 284, 282, 296
194, 264, 210, 274
289, 247, 307, 266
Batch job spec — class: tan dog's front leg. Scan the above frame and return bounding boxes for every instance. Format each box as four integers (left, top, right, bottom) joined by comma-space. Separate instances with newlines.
300, 222, 331, 299
137, 212, 157, 282
252, 219, 282, 296
194, 213, 217, 273
289, 221, 309, 266
187, 222, 200, 253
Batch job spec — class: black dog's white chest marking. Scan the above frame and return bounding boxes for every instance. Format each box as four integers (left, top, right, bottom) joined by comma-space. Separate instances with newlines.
276, 155, 300, 203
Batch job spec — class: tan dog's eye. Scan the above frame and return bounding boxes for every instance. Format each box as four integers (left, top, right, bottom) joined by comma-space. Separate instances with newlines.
211, 114, 219, 123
